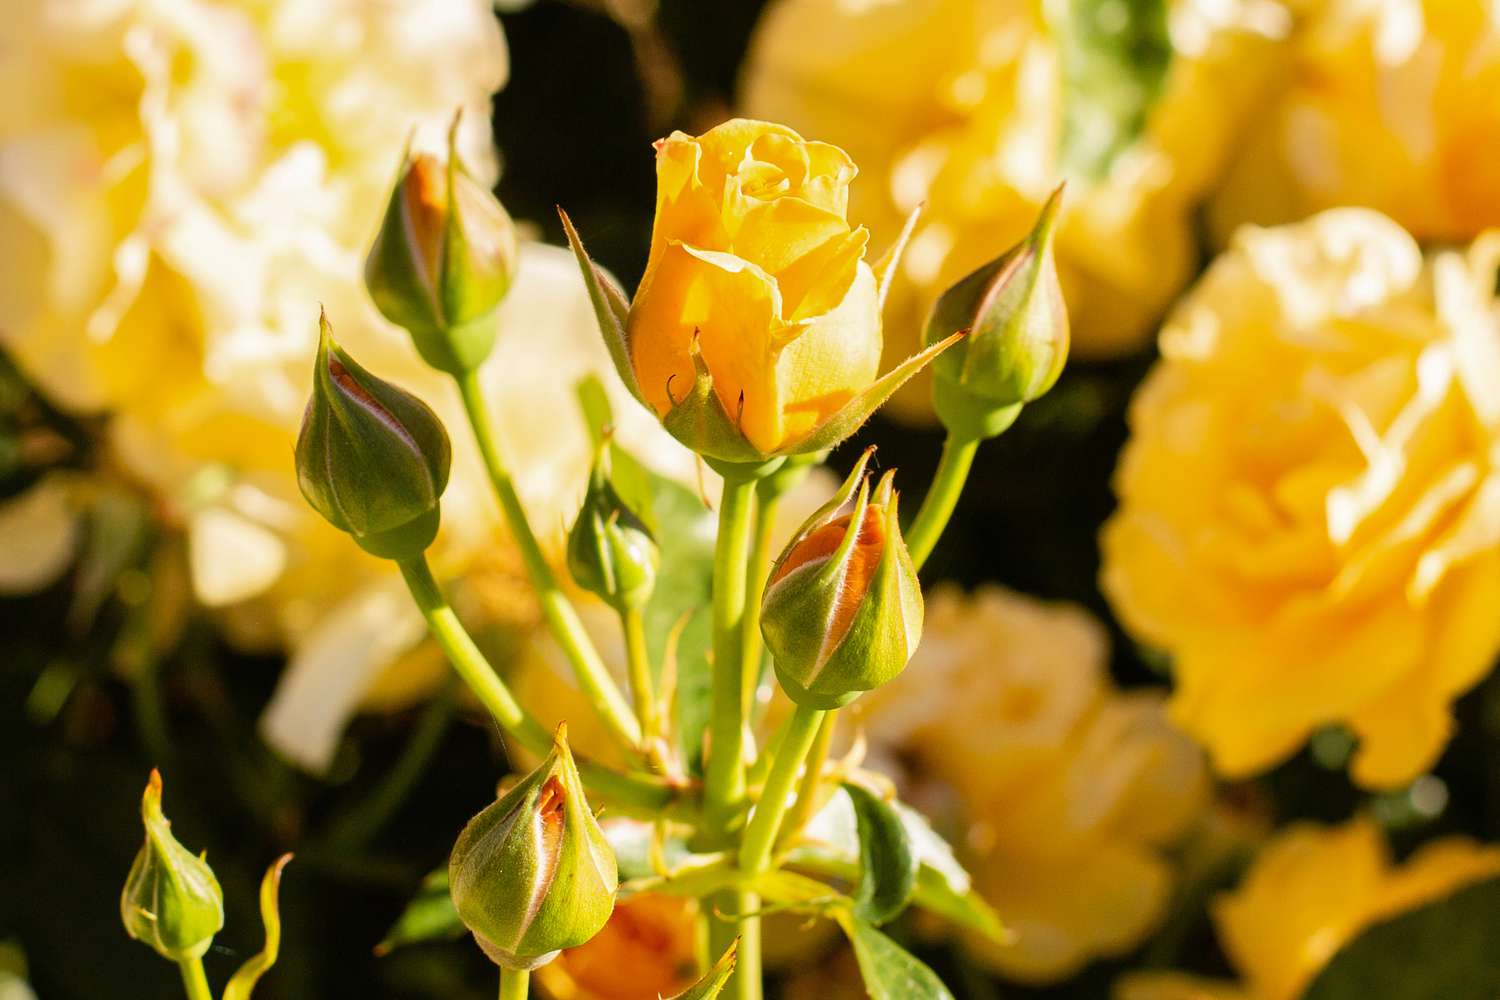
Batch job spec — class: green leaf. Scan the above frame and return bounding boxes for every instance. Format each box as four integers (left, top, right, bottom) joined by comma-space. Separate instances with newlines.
788, 786, 1006, 942
1300, 875, 1500, 1000
222, 855, 292, 1000
666, 940, 739, 1000
844, 781, 918, 925
835, 912, 956, 1000
1055, 0, 1172, 180
374, 869, 463, 955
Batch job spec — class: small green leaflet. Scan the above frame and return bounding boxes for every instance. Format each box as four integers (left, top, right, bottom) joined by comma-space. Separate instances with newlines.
835, 911, 956, 1000
1300, 874, 1500, 1000
1055, 0, 1171, 180
844, 780, 918, 925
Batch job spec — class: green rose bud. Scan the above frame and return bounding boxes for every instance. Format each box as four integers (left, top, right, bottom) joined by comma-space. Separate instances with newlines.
760, 448, 924, 709
449, 725, 619, 970
567, 444, 659, 612
365, 118, 519, 375
295, 311, 451, 560
926, 185, 1069, 439
120, 770, 224, 962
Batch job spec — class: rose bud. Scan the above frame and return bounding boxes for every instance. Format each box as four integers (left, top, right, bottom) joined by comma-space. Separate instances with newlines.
120, 770, 224, 962
295, 311, 452, 560
365, 120, 518, 375
560, 119, 961, 468
926, 184, 1069, 440
759, 448, 923, 708
449, 725, 619, 970
567, 444, 659, 613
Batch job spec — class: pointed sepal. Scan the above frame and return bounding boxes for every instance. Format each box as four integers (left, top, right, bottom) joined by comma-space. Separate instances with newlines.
223, 854, 293, 1000
666, 940, 739, 1000
559, 207, 646, 405
778, 332, 963, 458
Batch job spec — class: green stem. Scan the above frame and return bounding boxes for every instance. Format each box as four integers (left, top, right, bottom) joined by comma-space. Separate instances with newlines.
396, 555, 675, 813
622, 605, 658, 744
904, 433, 980, 571
499, 966, 529, 1000
456, 369, 642, 753
740, 487, 781, 715
739, 703, 825, 876
709, 889, 761, 999
177, 956, 213, 1000
777, 710, 835, 850
703, 478, 757, 836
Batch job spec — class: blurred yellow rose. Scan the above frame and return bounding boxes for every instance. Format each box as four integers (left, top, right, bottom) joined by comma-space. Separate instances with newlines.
629, 119, 882, 454
0, 0, 693, 771
1116, 817, 1500, 1000
535, 893, 699, 1000
1102, 209, 1500, 788
742, 0, 1294, 419
852, 585, 1210, 983
1211, 0, 1500, 244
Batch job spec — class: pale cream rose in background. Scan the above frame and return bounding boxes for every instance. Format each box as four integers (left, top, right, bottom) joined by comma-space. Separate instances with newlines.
1102, 209, 1500, 789
1115, 817, 1500, 1000
0, 0, 694, 772
850, 585, 1210, 983
1210, 0, 1500, 246
741, 0, 1294, 420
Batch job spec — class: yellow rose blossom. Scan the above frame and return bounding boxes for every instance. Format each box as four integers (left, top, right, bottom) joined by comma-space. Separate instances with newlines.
1102, 209, 1500, 788
853, 585, 1210, 983
1115, 818, 1500, 1000
0, 0, 694, 772
742, 0, 1294, 420
1211, 0, 1500, 244
628, 118, 882, 455
534, 893, 699, 1000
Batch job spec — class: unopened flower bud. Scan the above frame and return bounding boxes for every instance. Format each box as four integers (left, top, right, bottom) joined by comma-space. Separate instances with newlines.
567, 445, 659, 612
449, 726, 619, 970
366, 121, 518, 375
926, 185, 1069, 439
296, 311, 451, 559
120, 770, 224, 962
760, 449, 923, 708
